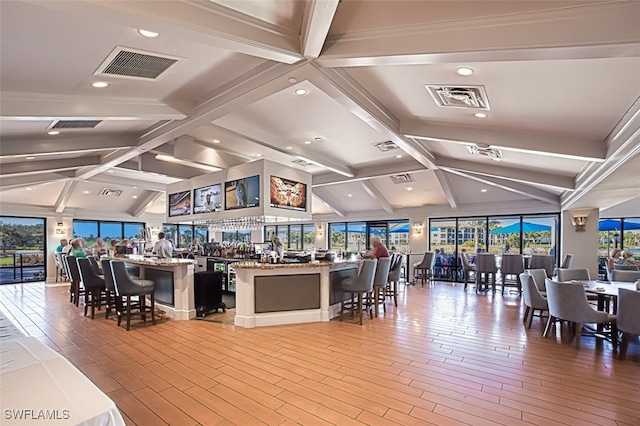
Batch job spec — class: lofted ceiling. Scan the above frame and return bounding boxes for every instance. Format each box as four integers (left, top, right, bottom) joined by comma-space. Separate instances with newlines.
1, 0, 639, 222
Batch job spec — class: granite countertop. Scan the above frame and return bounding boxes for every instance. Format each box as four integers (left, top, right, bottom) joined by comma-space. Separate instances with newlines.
233, 260, 360, 270
103, 255, 196, 267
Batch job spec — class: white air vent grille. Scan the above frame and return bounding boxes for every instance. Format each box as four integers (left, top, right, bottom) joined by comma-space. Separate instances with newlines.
425, 85, 490, 110
292, 159, 313, 167
50, 120, 102, 129
390, 174, 414, 184
467, 145, 502, 161
95, 46, 182, 80
373, 141, 399, 152
98, 188, 123, 197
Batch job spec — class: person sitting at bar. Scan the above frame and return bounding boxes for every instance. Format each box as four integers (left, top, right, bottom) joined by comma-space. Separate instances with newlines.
55, 238, 68, 253
69, 239, 86, 258
187, 238, 202, 253
92, 237, 108, 257
364, 236, 389, 259
153, 232, 173, 259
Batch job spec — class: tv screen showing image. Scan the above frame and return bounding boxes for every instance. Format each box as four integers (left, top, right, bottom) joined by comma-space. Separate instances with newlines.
225, 175, 260, 210
270, 176, 307, 211
193, 183, 222, 214
168, 190, 191, 217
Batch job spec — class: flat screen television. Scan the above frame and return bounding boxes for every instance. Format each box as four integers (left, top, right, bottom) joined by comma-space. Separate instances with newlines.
193, 183, 222, 214
168, 190, 191, 217
269, 175, 307, 211
224, 175, 260, 210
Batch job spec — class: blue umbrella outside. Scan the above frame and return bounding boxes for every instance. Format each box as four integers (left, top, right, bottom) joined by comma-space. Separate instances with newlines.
490, 221, 551, 234
598, 219, 640, 231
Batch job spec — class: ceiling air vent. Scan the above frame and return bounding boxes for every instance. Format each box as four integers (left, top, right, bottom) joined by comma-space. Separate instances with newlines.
94, 46, 182, 80
390, 174, 414, 184
425, 85, 490, 110
292, 159, 313, 167
98, 188, 123, 197
467, 144, 502, 161
50, 120, 102, 129
373, 141, 399, 152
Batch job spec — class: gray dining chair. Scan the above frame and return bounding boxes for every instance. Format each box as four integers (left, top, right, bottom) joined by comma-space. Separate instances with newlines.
413, 252, 435, 286
520, 273, 548, 330
529, 255, 555, 278
475, 253, 497, 293
385, 254, 405, 308
611, 270, 640, 282
525, 269, 548, 295
544, 279, 617, 349
340, 259, 377, 325
560, 254, 574, 269
613, 264, 639, 271
617, 288, 640, 360
556, 268, 590, 282
501, 254, 524, 295
372, 257, 392, 317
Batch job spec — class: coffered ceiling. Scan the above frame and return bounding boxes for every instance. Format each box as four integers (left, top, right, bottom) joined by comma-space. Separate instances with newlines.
1, 0, 639, 221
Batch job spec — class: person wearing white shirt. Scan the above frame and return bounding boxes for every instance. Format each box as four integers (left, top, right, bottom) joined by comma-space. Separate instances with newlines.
153, 232, 174, 259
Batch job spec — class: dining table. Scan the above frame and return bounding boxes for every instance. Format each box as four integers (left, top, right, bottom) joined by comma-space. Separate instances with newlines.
581, 280, 636, 314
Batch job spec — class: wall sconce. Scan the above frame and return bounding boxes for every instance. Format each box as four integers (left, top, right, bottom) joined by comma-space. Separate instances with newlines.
317, 225, 324, 236
412, 223, 423, 235
571, 215, 588, 232
55, 222, 66, 235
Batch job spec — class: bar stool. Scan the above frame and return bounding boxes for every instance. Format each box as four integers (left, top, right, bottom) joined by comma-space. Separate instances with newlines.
64, 255, 85, 307
500, 254, 524, 295
475, 253, 497, 293
110, 261, 156, 331
340, 259, 377, 325
529, 255, 555, 278
100, 259, 118, 320
413, 252, 435, 286
372, 257, 392, 317
385, 254, 405, 308
77, 258, 106, 319
460, 253, 475, 291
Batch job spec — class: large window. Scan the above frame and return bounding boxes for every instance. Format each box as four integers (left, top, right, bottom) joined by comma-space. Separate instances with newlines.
221, 230, 252, 243
74, 220, 145, 248
161, 224, 209, 248
0, 216, 46, 284
263, 224, 315, 250
598, 217, 640, 260
329, 220, 409, 254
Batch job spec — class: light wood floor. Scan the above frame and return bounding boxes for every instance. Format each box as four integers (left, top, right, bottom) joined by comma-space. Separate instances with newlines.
1, 281, 639, 426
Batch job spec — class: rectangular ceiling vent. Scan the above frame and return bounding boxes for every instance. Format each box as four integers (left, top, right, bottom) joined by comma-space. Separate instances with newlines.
373, 141, 399, 152
98, 188, 123, 197
50, 120, 102, 129
467, 145, 502, 161
390, 173, 414, 184
425, 85, 490, 110
94, 46, 182, 80
292, 159, 313, 167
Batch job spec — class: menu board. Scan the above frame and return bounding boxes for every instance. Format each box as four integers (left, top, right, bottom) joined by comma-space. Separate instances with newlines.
168, 190, 191, 217
224, 175, 260, 210
193, 183, 222, 214
269, 175, 307, 211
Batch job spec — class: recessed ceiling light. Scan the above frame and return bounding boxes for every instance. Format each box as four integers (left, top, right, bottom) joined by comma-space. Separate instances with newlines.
25, 156, 35, 160
474, 113, 488, 118
304, 141, 311, 145
26, 187, 33, 191
314, 137, 322, 141
137, 29, 159, 38
407, 187, 413, 191
132, 186, 137, 189
83, 190, 90, 194
254, 153, 262, 157
107, 170, 114, 173
288, 77, 297, 83
481, 189, 488, 193
132, 195, 138, 199
212, 139, 220, 144
91, 81, 110, 88
347, 194, 353, 197
295, 88, 308, 96
48, 130, 60, 135
456, 67, 474, 76
285, 146, 293, 150
396, 154, 403, 159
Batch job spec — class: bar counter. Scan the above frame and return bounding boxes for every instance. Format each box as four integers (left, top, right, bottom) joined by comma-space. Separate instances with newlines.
233, 260, 359, 328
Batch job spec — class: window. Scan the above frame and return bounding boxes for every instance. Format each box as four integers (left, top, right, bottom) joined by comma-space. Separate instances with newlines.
302, 224, 316, 250
263, 224, 315, 250
178, 225, 193, 248
329, 220, 409, 254
0, 216, 46, 284
161, 224, 208, 248
73, 220, 148, 248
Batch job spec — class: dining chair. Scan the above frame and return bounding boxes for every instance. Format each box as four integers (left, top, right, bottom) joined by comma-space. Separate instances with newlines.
52, 252, 66, 282
372, 257, 392, 317
340, 259, 377, 325
475, 253, 497, 293
544, 279, 617, 349
560, 254, 574, 269
65, 255, 85, 307
413, 252, 435, 286
385, 254, 405, 308
87, 255, 104, 276
500, 254, 524, 295
529, 255, 555, 278
520, 273, 548, 330
556, 268, 590, 282
613, 264, 639, 271
459, 253, 475, 291
525, 269, 548, 295
611, 270, 640, 282
617, 288, 640, 360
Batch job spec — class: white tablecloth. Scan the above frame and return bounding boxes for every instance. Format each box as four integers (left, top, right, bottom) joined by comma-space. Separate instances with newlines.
1, 337, 125, 426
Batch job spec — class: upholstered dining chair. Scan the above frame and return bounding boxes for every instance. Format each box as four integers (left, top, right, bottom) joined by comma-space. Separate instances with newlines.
475, 253, 497, 293
52, 252, 66, 282
77, 258, 106, 319
87, 255, 103, 275
340, 259, 377, 325
110, 260, 156, 331
617, 288, 640, 360
544, 279, 617, 349
611, 270, 640, 282
64, 255, 84, 307
100, 259, 119, 320
500, 254, 524, 295
529, 255, 555, 278
556, 268, 590, 282
525, 269, 548, 296
372, 257, 392, 317
520, 273, 548, 330
460, 253, 475, 291
413, 252, 435, 286
613, 264, 639, 271
385, 254, 405, 308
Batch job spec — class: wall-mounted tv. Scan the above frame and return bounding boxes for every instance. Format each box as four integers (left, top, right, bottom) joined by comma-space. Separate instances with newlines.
225, 175, 260, 210
168, 190, 191, 217
193, 183, 222, 214
269, 176, 307, 212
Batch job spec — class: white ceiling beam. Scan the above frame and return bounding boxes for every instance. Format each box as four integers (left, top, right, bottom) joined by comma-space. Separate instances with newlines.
136, 154, 203, 180
0, 156, 101, 177
130, 190, 164, 218
433, 169, 459, 210
0, 172, 75, 190
27, 0, 303, 64
360, 180, 394, 214
445, 169, 560, 205
75, 62, 301, 180
0, 135, 135, 158
313, 194, 344, 217
86, 175, 168, 192
0, 92, 185, 121
402, 121, 606, 162
312, 161, 425, 187
300, 0, 340, 59
438, 157, 575, 191
174, 136, 247, 170
54, 180, 79, 213
317, 2, 640, 67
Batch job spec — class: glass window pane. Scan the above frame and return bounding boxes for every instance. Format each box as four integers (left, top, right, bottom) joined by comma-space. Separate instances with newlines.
388, 220, 409, 253
0, 216, 46, 284
178, 225, 193, 248
488, 216, 520, 254
222, 231, 236, 243
347, 222, 366, 253
367, 222, 388, 249
623, 218, 640, 261
522, 215, 558, 259
457, 217, 486, 256
99, 222, 121, 244
303, 224, 316, 250
277, 226, 289, 249
162, 224, 177, 247
124, 222, 144, 240
264, 226, 276, 243
290, 225, 302, 251
195, 226, 208, 245
329, 223, 345, 251
238, 230, 251, 242
74, 220, 99, 243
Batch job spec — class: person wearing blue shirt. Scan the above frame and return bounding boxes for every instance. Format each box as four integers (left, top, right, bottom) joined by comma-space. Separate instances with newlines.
55, 239, 68, 253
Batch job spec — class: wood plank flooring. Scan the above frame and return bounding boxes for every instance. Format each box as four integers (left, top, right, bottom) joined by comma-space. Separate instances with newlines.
1, 281, 639, 425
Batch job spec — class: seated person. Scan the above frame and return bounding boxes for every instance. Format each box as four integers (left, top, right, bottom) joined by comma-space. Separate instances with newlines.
69, 239, 86, 258
187, 238, 202, 252
363, 237, 389, 259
